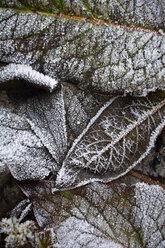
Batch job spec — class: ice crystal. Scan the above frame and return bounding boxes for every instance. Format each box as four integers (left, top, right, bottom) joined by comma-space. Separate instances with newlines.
0, 217, 36, 248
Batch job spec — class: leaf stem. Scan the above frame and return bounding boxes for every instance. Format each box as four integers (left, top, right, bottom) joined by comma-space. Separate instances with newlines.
129, 170, 165, 190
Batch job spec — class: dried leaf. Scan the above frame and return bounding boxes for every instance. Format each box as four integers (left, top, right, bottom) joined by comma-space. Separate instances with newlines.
56, 92, 165, 189
21, 181, 165, 248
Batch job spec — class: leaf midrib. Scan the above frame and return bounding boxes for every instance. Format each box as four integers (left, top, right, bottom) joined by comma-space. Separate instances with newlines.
0, 7, 164, 36
85, 99, 165, 167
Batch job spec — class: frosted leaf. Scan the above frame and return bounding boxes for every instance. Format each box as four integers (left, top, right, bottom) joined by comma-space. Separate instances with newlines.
0, 87, 67, 180
65, 91, 88, 136
0, 63, 59, 92
55, 217, 123, 248
0, 106, 54, 180
21, 181, 165, 248
1, 0, 165, 30
8, 88, 67, 167
134, 183, 165, 247
56, 92, 165, 189
0, 159, 8, 174
62, 83, 107, 139
0, 8, 165, 94
10, 199, 32, 222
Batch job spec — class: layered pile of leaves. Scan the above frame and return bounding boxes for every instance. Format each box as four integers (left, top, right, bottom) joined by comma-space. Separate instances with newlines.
0, 1, 165, 247
0, 65, 165, 248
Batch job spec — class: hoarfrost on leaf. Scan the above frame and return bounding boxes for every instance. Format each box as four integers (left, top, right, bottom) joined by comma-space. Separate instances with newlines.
0, 63, 59, 92
55, 217, 123, 248
133, 183, 165, 248
0, 105, 54, 180
62, 82, 106, 139
0, 87, 67, 180
1, 0, 165, 31
56, 92, 165, 189
10, 199, 32, 222
21, 181, 165, 248
0, 8, 165, 94
0, 3, 165, 248
9, 88, 68, 167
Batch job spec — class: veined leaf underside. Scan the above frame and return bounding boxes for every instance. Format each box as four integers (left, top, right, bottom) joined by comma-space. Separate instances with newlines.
56, 93, 165, 189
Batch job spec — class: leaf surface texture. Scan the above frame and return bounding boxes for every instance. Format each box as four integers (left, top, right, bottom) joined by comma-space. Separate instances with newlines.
21, 181, 165, 248
56, 92, 165, 188
0, 8, 165, 94
0, 87, 67, 180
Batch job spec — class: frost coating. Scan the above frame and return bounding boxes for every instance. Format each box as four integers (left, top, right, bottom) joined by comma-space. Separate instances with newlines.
0, 217, 37, 247
1, 83, 165, 186
24, 181, 165, 247
1, 86, 67, 171
0, 9, 165, 94
56, 217, 123, 248
134, 183, 165, 247
10, 199, 32, 222
0, 86, 67, 180
1, 0, 165, 30
56, 94, 165, 189
8, 88, 67, 167
0, 63, 59, 92
0, 106, 55, 180
62, 83, 106, 139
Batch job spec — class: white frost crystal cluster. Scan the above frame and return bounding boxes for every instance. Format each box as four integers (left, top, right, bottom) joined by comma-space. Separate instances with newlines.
0, 63, 59, 92
0, 217, 57, 248
0, 217, 36, 247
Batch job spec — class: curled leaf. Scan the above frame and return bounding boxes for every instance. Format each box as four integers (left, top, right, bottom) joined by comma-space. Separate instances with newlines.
0, 63, 59, 92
